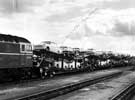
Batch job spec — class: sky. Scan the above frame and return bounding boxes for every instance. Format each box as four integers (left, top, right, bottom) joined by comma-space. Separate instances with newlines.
0, 0, 135, 55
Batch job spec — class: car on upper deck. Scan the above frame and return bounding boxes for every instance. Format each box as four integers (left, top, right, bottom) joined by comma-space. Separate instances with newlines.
34, 41, 61, 54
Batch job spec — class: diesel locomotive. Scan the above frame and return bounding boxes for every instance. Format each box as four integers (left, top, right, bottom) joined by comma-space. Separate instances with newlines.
0, 34, 33, 80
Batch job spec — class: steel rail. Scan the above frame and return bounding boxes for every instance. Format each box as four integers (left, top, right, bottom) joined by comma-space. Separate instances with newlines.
110, 82, 135, 100
12, 71, 122, 100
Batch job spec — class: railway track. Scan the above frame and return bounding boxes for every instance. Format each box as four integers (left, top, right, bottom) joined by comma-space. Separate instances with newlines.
110, 82, 135, 100
12, 71, 122, 100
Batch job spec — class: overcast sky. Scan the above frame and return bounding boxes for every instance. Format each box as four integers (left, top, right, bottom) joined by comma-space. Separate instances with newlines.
0, 0, 135, 55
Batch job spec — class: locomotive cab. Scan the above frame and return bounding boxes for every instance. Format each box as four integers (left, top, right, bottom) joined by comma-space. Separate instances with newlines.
0, 34, 33, 80
20, 43, 33, 67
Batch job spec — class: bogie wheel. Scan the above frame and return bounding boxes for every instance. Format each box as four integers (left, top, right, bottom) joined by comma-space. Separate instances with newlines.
49, 71, 55, 77
46, 46, 50, 51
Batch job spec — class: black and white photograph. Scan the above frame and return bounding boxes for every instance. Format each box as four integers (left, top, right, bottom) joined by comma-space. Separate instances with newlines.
0, 0, 135, 100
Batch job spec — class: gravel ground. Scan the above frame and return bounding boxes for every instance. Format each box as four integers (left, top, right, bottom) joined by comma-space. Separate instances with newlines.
0, 69, 121, 100
51, 70, 135, 100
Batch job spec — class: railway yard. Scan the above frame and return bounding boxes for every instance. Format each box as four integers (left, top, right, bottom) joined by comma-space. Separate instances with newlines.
1, 0, 135, 99
0, 67, 133, 100
52, 67, 135, 100
0, 34, 135, 100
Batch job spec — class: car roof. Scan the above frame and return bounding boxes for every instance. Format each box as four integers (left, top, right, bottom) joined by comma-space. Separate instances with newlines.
41, 41, 56, 44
